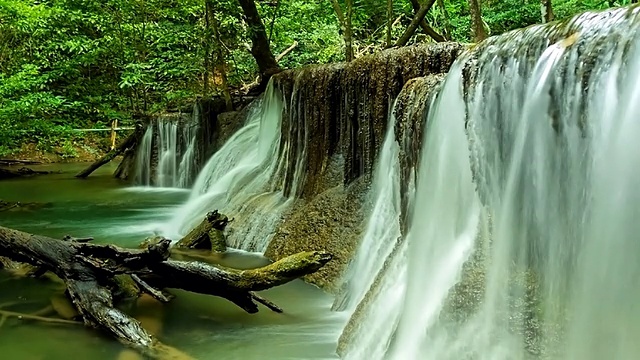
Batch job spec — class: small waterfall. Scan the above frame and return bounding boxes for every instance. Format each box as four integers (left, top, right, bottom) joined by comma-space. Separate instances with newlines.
134, 105, 200, 188
389, 60, 481, 359
156, 120, 179, 187
343, 5, 640, 360
177, 105, 200, 188
151, 82, 301, 252
338, 105, 402, 312
135, 126, 153, 186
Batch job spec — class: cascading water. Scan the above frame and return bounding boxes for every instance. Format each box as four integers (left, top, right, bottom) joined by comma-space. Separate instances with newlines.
135, 126, 153, 186
148, 82, 302, 252
339, 105, 402, 312
134, 105, 200, 188
155, 120, 179, 187
177, 105, 200, 188
343, 5, 640, 360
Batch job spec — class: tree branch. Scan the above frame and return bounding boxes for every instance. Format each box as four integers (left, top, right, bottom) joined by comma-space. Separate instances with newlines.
396, 0, 438, 47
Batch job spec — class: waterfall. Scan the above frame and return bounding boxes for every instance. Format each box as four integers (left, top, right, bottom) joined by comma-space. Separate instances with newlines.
134, 105, 200, 188
339, 104, 402, 312
135, 126, 153, 186
150, 82, 301, 252
155, 119, 179, 187
177, 105, 200, 188
343, 5, 640, 360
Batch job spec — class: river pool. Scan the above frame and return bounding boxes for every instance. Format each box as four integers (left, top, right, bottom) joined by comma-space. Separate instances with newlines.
0, 163, 344, 360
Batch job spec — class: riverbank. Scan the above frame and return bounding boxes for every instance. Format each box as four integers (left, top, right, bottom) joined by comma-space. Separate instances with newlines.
2, 131, 125, 164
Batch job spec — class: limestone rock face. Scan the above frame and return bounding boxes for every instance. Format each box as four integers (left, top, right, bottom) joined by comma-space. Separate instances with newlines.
266, 43, 464, 290
272, 42, 465, 200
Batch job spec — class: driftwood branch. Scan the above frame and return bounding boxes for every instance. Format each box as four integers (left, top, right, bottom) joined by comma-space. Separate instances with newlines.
75, 125, 143, 178
0, 225, 332, 359
276, 41, 298, 62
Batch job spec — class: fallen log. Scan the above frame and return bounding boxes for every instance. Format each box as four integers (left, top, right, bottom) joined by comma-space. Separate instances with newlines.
75, 124, 143, 178
0, 225, 332, 359
175, 210, 230, 252
0, 167, 54, 180
0, 159, 42, 166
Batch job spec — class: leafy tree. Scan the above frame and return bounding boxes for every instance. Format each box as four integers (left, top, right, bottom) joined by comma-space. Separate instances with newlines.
0, 0, 629, 156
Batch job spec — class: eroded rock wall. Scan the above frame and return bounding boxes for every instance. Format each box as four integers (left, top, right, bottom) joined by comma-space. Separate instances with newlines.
273, 42, 464, 199
266, 43, 465, 290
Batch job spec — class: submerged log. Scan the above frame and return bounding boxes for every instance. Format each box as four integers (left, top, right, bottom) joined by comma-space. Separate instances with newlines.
0, 167, 54, 180
0, 200, 51, 213
0, 225, 332, 359
0, 159, 42, 166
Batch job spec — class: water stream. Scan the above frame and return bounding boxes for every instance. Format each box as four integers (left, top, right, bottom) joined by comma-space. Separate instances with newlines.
3, 6, 640, 360
135, 105, 200, 188
138, 83, 302, 252
342, 5, 640, 360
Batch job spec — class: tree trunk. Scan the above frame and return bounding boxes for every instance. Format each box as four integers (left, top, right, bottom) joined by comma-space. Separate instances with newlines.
329, 0, 354, 61
540, 0, 554, 23
396, 0, 438, 47
203, 0, 212, 95
386, 0, 393, 48
406, 0, 445, 43
76, 125, 143, 178
210, 1, 233, 111
468, 0, 487, 42
237, 0, 281, 87
0, 225, 332, 359
345, 0, 354, 61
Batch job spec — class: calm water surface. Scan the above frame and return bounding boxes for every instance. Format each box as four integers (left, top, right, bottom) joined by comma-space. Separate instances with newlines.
0, 163, 343, 360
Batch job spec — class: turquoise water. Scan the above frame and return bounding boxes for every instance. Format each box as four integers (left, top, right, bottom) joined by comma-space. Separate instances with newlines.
0, 163, 343, 360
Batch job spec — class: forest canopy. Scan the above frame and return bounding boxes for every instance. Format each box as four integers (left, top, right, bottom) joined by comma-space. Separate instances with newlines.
0, 0, 630, 156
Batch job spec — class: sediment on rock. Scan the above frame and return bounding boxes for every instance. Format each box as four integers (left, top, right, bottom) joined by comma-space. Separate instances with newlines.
265, 44, 463, 291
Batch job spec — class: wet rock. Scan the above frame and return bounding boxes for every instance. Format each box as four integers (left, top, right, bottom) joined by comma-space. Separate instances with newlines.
265, 176, 370, 292
272, 42, 465, 199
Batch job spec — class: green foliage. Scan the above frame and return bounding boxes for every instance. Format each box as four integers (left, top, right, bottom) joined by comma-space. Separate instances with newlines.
0, 0, 204, 153
58, 140, 79, 159
0, 0, 633, 155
